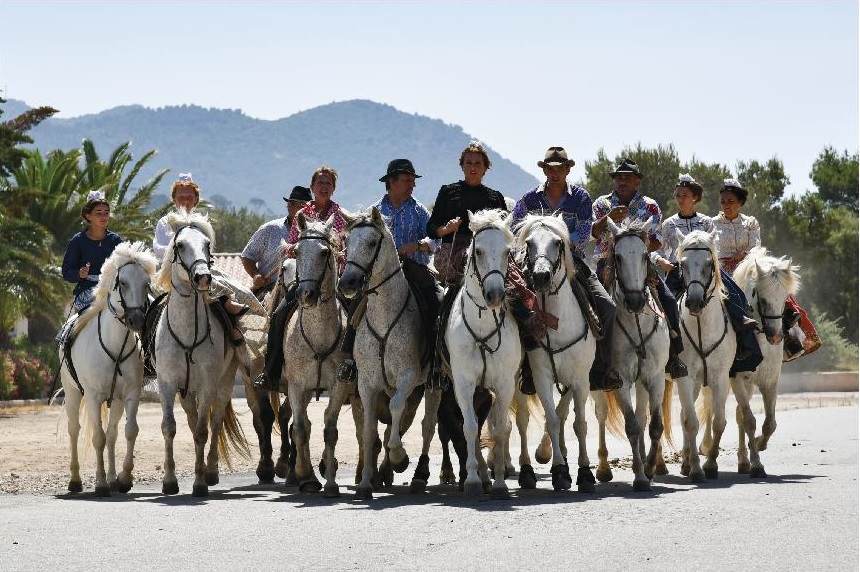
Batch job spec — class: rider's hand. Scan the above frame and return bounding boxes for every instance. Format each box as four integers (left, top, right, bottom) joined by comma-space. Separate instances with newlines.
78, 262, 90, 279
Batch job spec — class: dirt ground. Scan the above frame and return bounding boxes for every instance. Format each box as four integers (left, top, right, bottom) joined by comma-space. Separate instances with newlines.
1, 390, 856, 495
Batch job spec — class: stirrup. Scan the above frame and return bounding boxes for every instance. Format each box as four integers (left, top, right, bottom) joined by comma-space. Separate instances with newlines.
337, 359, 357, 383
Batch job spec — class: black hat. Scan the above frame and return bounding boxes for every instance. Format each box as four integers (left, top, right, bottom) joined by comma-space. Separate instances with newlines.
537, 146, 575, 168
721, 178, 748, 204
283, 185, 312, 203
379, 159, 422, 182
610, 159, 644, 179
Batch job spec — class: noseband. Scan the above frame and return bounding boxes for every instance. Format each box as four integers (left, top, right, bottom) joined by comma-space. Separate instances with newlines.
468, 225, 509, 291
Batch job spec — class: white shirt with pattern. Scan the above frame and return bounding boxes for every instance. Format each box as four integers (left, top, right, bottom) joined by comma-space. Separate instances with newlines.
241, 216, 291, 288
711, 212, 761, 263
659, 212, 714, 263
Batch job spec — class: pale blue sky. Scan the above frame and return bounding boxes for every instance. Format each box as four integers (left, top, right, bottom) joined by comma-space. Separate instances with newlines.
1, 1, 857, 197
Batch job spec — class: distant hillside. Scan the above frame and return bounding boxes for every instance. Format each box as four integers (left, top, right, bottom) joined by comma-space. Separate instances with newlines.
3, 98, 538, 214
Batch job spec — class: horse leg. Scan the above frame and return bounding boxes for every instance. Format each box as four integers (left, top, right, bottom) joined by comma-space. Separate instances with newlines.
64, 387, 84, 493
438, 423, 456, 485
571, 384, 595, 492
410, 387, 442, 493
702, 382, 729, 479
731, 377, 765, 477
250, 385, 276, 483
288, 388, 319, 493
643, 378, 666, 482
617, 388, 648, 491
757, 379, 779, 452
350, 397, 365, 485
86, 397, 110, 497
115, 397, 138, 493
488, 383, 514, 499
159, 381, 180, 495
543, 389, 573, 463
183, 395, 210, 496
698, 386, 714, 455
453, 378, 482, 495
733, 378, 752, 474
592, 392, 612, 483
534, 376, 570, 492
321, 383, 350, 498
386, 377, 420, 473
676, 379, 705, 482
514, 391, 536, 489
355, 385, 380, 500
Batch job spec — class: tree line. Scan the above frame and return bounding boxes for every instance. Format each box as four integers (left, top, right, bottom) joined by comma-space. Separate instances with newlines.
0, 100, 856, 370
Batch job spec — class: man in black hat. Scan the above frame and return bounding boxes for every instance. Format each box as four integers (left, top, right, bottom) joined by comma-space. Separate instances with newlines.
591, 159, 689, 379
241, 185, 311, 297
337, 159, 441, 383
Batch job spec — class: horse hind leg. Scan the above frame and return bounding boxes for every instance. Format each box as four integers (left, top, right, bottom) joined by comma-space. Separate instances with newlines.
410, 387, 442, 494
731, 378, 765, 478
756, 382, 778, 452
86, 398, 111, 497
514, 392, 537, 489
251, 386, 276, 483
321, 384, 350, 498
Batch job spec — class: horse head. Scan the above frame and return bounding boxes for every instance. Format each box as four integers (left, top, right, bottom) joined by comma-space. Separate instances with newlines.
517, 214, 572, 293
338, 207, 390, 299
162, 211, 215, 293
678, 229, 723, 316
97, 241, 157, 332
467, 209, 513, 309
751, 252, 800, 344
608, 219, 650, 314
294, 211, 338, 307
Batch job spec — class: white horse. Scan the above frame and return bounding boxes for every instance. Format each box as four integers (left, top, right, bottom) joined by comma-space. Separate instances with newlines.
514, 214, 596, 492
447, 209, 522, 498
725, 246, 800, 476
674, 229, 743, 481
59, 241, 157, 496
153, 210, 250, 496
338, 207, 442, 500
282, 213, 355, 497
593, 219, 670, 491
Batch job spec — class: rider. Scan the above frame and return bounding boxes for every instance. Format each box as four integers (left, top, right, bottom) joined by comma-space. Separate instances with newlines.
591, 159, 688, 379
256, 166, 350, 390
427, 141, 549, 393
652, 174, 762, 376
336, 158, 441, 383
241, 185, 311, 299
61, 190, 124, 314
512, 146, 623, 392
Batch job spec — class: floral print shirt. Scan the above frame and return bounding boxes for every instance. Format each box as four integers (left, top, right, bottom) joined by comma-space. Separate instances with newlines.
711, 212, 761, 272
592, 190, 662, 259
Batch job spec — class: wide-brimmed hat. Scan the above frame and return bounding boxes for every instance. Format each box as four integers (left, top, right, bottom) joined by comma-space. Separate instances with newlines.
283, 185, 312, 203
610, 159, 644, 179
379, 159, 422, 182
537, 146, 575, 168
721, 178, 748, 203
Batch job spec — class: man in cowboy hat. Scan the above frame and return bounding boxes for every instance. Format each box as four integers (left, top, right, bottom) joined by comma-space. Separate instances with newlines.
337, 158, 441, 383
241, 185, 311, 297
512, 146, 623, 392
591, 158, 689, 379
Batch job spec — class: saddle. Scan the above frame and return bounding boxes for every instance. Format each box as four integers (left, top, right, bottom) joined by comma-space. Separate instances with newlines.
58, 313, 84, 395
570, 257, 604, 340
142, 293, 168, 376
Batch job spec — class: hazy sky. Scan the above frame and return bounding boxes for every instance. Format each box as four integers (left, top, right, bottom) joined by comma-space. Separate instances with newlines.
1, 1, 857, 197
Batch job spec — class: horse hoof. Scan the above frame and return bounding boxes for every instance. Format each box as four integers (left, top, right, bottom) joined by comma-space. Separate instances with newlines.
550, 464, 572, 491
409, 479, 427, 494
704, 466, 719, 480
413, 454, 431, 484
115, 479, 133, 494
575, 466, 596, 492
518, 464, 537, 489
481, 480, 492, 494
257, 460, 276, 483
162, 481, 179, 495
690, 470, 706, 483
680, 463, 691, 477
204, 472, 219, 487
192, 484, 209, 497
750, 466, 768, 479
299, 479, 322, 494
737, 462, 751, 475
274, 458, 289, 479
354, 485, 373, 500
379, 463, 394, 487
95, 484, 111, 497
463, 480, 483, 496
390, 453, 410, 474
439, 470, 457, 486
596, 468, 613, 483
323, 483, 341, 498
68, 480, 83, 493
632, 479, 651, 492
655, 464, 670, 476
490, 485, 510, 500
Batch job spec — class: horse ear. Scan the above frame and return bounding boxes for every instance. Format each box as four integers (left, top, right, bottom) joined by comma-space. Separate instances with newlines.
503, 210, 515, 231
323, 213, 336, 232
755, 259, 765, 278
371, 206, 383, 225
607, 218, 620, 237
297, 211, 307, 231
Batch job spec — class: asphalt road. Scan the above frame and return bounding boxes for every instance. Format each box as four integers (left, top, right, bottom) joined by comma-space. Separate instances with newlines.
1, 403, 857, 572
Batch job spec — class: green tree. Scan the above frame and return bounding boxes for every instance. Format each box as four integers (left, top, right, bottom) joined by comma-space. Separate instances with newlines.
211, 206, 267, 252
810, 146, 858, 211
0, 98, 57, 179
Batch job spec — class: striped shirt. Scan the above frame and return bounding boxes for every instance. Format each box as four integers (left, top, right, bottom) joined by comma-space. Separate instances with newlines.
371, 195, 438, 266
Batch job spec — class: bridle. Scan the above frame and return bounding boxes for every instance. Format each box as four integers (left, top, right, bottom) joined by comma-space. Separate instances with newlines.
294, 232, 337, 304
107, 261, 150, 326
611, 232, 650, 313
343, 221, 400, 296
522, 224, 565, 297
679, 245, 718, 306
170, 224, 212, 297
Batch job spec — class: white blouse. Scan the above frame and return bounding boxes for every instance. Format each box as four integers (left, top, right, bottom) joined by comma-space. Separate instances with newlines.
659, 212, 714, 263
711, 212, 761, 261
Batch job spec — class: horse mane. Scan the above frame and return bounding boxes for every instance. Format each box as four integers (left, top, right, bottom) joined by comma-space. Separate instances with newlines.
734, 246, 800, 296
299, 217, 342, 251
74, 241, 157, 333
614, 218, 651, 243
514, 214, 575, 281
154, 209, 216, 291
468, 208, 514, 242
677, 230, 727, 300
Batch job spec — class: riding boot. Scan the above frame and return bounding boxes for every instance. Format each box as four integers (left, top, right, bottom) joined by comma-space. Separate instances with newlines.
655, 277, 688, 379
519, 354, 536, 395
583, 266, 623, 391
337, 295, 363, 383
256, 286, 296, 391
427, 285, 460, 391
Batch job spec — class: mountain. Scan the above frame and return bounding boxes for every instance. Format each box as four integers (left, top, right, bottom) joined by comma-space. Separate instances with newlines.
3, 98, 539, 214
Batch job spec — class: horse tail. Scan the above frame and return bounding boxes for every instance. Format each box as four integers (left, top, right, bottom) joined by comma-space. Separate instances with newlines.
662, 378, 677, 450
695, 386, 713, 427
217, 401, 252, 470
603, 390, 627, 440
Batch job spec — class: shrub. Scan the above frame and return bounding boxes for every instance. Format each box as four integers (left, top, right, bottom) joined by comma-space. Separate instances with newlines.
0, 339, 57, 400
